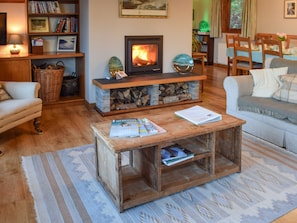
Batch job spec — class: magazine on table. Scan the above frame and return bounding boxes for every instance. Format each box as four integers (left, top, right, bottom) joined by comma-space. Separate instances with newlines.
109, 118, 140, 138
110, 118, 166, 138
138, 118, 166, 137
175, 105, 222, 125
161, 144, 194, 166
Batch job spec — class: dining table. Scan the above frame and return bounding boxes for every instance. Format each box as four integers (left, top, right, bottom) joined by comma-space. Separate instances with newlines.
226, 47, 297, 64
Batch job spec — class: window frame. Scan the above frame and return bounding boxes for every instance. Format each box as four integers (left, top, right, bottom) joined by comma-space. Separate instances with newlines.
221, 0, 242, 34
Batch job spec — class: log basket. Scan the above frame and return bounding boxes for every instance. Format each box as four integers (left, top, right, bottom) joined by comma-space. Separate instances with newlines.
33, 61, 65, 102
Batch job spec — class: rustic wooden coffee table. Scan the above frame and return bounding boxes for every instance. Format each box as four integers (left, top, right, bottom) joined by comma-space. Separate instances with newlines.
91, 106, 245, 212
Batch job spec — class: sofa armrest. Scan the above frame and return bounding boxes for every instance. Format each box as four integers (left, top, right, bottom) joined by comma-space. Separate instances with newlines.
223, 76, 254, 112
0, 81, 41, 99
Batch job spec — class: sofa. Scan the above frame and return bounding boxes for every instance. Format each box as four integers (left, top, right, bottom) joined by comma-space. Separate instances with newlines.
223, 58, 297, 153
0, 81, 42, 135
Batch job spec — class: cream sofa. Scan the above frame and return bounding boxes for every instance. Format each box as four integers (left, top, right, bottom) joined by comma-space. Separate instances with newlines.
0, 81, 42, 134
223, 58, 297, 154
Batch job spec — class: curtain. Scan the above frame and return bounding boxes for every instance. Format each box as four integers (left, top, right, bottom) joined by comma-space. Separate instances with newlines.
210, 0, 222, 38
241, 0, 257, 39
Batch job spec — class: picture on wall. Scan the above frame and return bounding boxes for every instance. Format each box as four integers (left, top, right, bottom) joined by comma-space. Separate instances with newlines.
57, 36, 77, 52
119, 0, 168, 18
284, 0, 297, 18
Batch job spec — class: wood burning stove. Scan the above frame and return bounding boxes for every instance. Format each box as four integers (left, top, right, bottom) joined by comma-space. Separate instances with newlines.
125, 35, 163, 75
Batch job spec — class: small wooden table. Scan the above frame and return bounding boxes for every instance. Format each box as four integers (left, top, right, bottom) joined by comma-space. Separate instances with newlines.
91, 105, 245, 212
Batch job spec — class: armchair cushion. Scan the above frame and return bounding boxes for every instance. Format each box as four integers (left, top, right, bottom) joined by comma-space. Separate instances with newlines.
0, 81, 42, 134
0, 84, 12, 101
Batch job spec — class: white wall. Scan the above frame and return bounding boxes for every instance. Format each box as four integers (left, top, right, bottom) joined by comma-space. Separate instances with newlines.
256, 0, 297, 34
0, 3, 27, 54
81, 0, 193, 103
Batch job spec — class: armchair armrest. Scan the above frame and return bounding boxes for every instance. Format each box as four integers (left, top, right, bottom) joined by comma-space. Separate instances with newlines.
223, 76, 254, 112
0, 81, 41, 99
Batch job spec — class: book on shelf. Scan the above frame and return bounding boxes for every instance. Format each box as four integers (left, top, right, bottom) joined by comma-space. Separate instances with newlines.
109, 118, 166, 138
161, 144, 194, 166
175, 105, 222, 125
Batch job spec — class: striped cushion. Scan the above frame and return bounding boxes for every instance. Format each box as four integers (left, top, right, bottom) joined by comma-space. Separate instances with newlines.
0, 84, 12, 101
273, 74, 297, 104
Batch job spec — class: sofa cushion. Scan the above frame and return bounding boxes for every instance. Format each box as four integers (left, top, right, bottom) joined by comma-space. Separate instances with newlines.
269, 58, 297, 74
238, 95, 297, 124
0, 84, 12, 101
273, 74, 297, 104
250, 67, 288, 98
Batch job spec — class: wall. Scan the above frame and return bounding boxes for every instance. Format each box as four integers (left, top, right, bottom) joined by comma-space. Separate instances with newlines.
0, 3, 27, 54
192, 0, 212, 30
81, 0, 193, 103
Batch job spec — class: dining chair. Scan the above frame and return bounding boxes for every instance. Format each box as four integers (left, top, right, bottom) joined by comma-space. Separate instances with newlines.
232, 36, 262, 75
286, 34, 297, 49
226, 34, 239, 76
261, 39, 283, 68
255, 33, 276, 46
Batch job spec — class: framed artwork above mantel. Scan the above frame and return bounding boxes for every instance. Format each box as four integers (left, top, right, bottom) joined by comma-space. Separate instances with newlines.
0, 0, 25, 2
119, 0, 168, 18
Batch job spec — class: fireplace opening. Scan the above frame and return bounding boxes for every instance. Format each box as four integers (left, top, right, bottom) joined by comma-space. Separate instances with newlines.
125, 35, 163, 75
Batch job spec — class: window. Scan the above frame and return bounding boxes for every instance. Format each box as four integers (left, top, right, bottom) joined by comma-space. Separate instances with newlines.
222, 0, 243, 33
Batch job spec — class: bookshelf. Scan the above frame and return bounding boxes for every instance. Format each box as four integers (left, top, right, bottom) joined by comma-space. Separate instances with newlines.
26, 0, 85, 105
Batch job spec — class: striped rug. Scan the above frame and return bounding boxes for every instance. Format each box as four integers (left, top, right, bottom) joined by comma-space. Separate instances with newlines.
22, 133, 297, 223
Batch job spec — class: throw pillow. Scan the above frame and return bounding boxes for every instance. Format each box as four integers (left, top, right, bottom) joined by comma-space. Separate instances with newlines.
250, 67, 288, 98
0, 84, 12, 101
273, 74, 297, 104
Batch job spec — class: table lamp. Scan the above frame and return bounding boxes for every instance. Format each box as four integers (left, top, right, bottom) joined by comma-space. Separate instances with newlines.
8, 34, 22, 54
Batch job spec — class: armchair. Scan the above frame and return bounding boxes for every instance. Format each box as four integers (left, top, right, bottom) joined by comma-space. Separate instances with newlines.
0, 81, 42, 135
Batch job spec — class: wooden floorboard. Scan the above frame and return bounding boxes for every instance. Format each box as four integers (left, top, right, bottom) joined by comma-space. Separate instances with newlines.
0, 64, 295, 222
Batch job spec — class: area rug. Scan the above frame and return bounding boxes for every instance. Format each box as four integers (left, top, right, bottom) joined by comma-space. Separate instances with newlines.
22, 133, 297, 223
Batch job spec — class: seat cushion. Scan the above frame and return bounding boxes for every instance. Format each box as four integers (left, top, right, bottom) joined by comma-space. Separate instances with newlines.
0, 98, 42, 128
238, 96, 297, 124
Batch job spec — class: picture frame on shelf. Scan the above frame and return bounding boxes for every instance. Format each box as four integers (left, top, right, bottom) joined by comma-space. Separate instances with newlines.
29, 17, 49, 33
119, 0, 168, 18
57, 35, 77, 52
284, 0, 297, 18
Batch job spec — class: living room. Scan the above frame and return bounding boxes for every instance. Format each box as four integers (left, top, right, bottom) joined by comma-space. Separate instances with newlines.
1, 0, 297, 222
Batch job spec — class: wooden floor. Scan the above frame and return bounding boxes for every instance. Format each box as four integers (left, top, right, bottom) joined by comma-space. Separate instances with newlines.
0, 64, 295, 222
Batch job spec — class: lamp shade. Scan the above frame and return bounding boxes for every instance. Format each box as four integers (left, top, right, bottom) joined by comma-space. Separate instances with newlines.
8, 34, 22, 45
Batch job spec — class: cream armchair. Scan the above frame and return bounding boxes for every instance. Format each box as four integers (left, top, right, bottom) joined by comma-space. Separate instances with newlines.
0, 81, 42, 135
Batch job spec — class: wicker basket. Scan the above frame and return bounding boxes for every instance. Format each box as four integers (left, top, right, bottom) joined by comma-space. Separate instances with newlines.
33, 61, 65, 102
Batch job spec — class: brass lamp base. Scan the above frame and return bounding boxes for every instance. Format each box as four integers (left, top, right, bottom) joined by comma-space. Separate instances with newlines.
10, 48, 20, 54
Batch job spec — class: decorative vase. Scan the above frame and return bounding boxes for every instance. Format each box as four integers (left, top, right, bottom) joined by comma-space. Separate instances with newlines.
282, 41, 286, 51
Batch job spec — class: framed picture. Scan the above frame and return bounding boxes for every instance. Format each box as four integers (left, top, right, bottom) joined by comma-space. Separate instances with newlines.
29, 17, 49, 33
57, 35, 77, 52
119, 0, 168, 18
284, 0, 297, 18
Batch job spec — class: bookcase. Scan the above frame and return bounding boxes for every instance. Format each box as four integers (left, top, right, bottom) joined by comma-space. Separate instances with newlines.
26, 0, 85, 104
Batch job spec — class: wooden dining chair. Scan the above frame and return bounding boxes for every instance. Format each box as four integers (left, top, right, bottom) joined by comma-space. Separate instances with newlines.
232, 36, 262, 75
286, 34, 297, 49
255, 33, 276, 46
226, 34, 239, 76
261, 39, 283, 68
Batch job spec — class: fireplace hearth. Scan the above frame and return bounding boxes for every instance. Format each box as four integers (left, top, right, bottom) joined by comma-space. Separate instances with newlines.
125, 35, 163, 75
